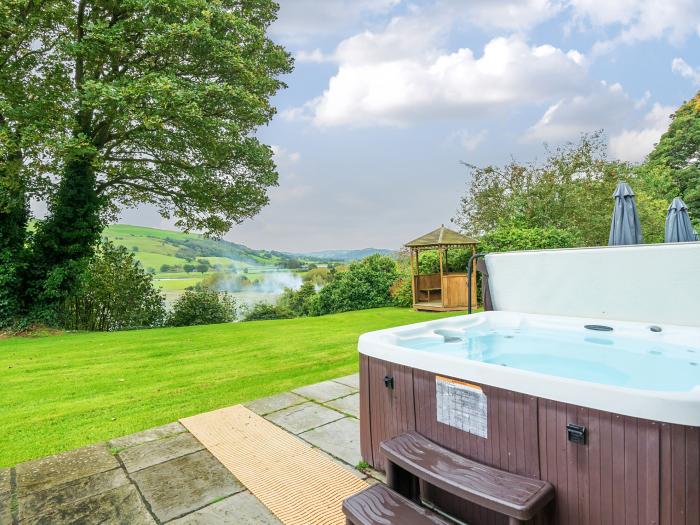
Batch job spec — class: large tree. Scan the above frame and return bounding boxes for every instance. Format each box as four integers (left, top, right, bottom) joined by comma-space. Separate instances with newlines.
25, 0, 293, 319
640, 92, 700, 222
453, 132, 668, 246
0, 1, 71, 325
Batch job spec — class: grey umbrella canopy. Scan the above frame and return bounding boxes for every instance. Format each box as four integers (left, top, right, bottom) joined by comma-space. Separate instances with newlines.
608, 182, 643, 245
665, 197, 699, 243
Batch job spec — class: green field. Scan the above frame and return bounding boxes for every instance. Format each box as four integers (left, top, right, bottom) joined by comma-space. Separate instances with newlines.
156, 278, 203, 291
103, 224, 314, 298
0, 308, 461, 466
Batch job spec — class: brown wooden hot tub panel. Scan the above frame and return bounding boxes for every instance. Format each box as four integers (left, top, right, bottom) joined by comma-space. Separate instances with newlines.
361, 356, 700, 525
360, 356, 416, 472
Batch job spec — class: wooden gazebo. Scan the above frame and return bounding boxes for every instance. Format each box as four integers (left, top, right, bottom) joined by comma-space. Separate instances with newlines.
405, 225, 478, 312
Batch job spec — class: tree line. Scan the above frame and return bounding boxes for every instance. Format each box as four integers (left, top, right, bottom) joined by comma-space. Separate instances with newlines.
453, 103, 700, 248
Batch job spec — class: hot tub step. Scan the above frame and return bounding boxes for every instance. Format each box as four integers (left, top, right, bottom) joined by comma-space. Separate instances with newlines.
343, 484, 451, 525
381, 431, 554, 523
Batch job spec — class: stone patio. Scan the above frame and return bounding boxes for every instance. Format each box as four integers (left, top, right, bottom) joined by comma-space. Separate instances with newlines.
1, 374, 371, 524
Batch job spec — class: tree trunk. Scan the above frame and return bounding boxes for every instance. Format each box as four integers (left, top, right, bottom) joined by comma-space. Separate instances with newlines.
27, 153, 103, 322
0, 155, 28, 327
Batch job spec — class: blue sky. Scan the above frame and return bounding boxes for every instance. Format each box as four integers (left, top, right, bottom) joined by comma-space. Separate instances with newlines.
120, 0, 700, 252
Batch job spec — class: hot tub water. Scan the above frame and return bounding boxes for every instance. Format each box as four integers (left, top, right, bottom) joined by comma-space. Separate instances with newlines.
398, 327, 699, 392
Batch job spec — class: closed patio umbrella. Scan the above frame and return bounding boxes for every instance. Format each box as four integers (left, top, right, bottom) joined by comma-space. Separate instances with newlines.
608, 182, 643, 245
665, 197, 699, 243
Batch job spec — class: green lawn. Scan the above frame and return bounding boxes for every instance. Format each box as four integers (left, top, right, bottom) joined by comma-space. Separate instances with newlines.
0, 308, 461, 466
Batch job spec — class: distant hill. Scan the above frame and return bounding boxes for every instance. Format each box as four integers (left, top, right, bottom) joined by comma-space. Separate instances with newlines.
104, 224, 296, 273
103, 225, 393, 274
295, 248, 396, 262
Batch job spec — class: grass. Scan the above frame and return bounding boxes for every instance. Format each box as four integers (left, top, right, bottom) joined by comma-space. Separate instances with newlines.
155, 277, 203, 291
105, 223, 194, 242
0, 307, 461, 467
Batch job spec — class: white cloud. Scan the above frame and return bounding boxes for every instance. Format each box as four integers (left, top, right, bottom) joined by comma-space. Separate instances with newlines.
526, 81, 633, 141
271, 145, 300, 166
295, 49, 329, 63
672, 57, 700, 85
568, 0, 700, 52
269, 146, 310, 202
609, 103, 673, 162
270, 0, 400, 43
455, 0, 562, 31
450, 129, 488, 152
290, 12, 587, 128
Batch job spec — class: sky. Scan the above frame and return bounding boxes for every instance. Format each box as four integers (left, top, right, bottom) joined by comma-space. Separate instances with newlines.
119, 0, 700, 253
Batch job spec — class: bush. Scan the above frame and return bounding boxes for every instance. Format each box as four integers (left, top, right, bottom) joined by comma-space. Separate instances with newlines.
479, 224, 581, 253
167, 288, 236, 326
302, 267, 331, 287
417, 249, 471, 274
277, 282, 318, 317
242, 301, 292, 321
315, 254, 398, 315
62, 241, 166, 331
389, 272, 413, 307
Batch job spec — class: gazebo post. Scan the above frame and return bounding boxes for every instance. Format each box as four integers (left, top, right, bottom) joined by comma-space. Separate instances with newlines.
410, 248, 418, 306
470, 245, 477, 307
438, 249, 444, 307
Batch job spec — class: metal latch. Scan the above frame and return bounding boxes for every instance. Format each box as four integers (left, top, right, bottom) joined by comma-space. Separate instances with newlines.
383, 375, 394, 389
567, 423, 586, 444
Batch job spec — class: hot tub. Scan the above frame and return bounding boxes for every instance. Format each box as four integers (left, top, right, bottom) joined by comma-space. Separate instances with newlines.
360, 311, 700, 427
358, 244, 700, 525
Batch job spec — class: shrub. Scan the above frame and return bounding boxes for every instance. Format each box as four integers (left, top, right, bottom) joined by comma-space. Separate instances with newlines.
417, 249, 471, 274
277, 282, 318, 317
167, 288, 236, 326
315, 254, 398, 315
62, 241, 166, 331
389, 261, 413, 307
242, 301, 292, 321
479, 225, 581, 253
302, 267, 331, 287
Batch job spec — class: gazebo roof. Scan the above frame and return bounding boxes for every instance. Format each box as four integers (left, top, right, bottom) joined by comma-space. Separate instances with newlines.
405, 225, 478, 248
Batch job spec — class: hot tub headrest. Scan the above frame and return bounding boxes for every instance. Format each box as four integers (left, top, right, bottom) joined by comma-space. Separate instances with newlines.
484, 242, 700, 327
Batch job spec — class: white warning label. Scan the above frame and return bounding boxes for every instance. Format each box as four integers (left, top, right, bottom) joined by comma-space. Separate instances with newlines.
435, 376, 488, 438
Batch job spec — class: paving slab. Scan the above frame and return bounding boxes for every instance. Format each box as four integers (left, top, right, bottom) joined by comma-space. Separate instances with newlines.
313, 447, 368, 480
264, 401, 345, 435
325, 392, 360, 418
21, 483, 155, 525
333, 373, 360, 389
244, 391, 306, 416
118, 432, 203, 473
15, 444, 118, 497
0, 491, 11, 525
170, 491, 282, 525
131, 449, 243, 523
19, 467, 128, 520
292, 380, 357, 402
108, 421, 186, 450
299, 417, 362, 467
0, 468, 9, 495
0, 469, 9, 490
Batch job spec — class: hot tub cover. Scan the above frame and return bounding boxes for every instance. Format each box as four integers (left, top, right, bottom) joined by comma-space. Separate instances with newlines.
484, 242, 700, 327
